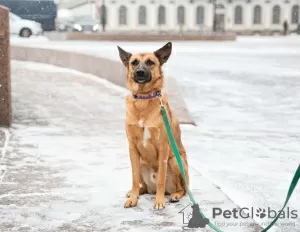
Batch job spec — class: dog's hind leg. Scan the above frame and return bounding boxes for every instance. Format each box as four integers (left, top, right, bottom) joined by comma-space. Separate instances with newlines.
139, 181, 148, 195
170, 188, 185, 202
168, 156, 189, 202
126, 175, 148, 198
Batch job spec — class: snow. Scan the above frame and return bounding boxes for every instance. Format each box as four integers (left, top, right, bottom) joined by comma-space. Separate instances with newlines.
0, 60, 262, 232
175, 36, 300, 232
0, 129, 10, 183
5, 36, 300, 231
10, 35, 49, 42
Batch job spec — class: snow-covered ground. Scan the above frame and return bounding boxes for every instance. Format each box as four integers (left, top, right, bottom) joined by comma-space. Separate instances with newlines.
7, 36, 300, 231
0, 61, 263, 232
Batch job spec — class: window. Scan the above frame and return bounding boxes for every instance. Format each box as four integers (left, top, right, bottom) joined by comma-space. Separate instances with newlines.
138, 6, 147, 25
177, 5, 185, 25
158, 5, 166, 25
196, 6, 205, 24
216, 4, 225, 9
119, 5, 127, 25
7, 1, 56, 16
234, 5, 243, 24
253, 5, 261, 24
291, 5, 299, 24
272, 5, 281, 24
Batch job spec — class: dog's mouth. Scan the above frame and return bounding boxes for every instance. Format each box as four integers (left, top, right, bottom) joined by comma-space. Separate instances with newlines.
135, 79, 149, 84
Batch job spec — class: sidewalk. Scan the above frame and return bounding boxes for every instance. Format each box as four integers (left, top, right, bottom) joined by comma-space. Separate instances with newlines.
0, 61, 260, 232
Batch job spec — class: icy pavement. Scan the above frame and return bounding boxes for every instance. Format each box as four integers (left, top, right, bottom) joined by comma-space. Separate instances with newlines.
172, 37, 300, 232
7, 36, 300, 231
0, 61, 263, 232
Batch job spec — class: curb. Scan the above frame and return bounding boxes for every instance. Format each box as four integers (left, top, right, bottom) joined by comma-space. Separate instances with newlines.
11, 45, 195, 125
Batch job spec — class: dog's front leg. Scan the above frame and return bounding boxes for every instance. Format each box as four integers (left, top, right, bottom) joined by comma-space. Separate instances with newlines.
154, 145, 169, 209
124, 144, 140, 208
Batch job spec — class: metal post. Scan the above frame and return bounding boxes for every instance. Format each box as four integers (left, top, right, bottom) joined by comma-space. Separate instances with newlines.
213, 0, 217, 32
101, 0, 106, 32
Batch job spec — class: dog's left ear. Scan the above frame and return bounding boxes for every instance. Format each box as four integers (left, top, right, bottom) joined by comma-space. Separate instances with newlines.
154, 42, 172, 65
117, 46, 132, 66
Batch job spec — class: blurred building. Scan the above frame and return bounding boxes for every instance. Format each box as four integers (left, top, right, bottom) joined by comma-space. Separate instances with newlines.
59, 0, 300, 34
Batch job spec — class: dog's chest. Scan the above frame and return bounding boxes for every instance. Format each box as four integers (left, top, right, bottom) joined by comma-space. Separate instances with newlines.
129, 119, 160, 145
127, 118, 161, 161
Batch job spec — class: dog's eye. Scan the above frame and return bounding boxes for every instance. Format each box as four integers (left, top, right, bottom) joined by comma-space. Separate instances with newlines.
131, 59, 139, 66
145, 59, 155, 66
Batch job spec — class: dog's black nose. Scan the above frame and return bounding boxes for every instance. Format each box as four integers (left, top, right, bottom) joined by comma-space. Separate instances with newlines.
136, 69, 145, 77
134, 68, 151, 84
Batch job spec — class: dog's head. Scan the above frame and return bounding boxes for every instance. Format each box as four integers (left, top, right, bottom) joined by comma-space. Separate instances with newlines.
117, 42, 172, 93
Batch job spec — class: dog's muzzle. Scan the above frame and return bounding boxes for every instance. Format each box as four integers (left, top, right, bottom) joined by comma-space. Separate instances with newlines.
134, 68, 152, 84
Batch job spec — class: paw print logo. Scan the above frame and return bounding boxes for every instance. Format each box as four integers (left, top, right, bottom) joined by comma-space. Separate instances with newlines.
256, 208, 266, 218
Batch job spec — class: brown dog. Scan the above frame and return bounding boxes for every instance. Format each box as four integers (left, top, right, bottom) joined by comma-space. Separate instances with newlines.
117, 42, 189, 210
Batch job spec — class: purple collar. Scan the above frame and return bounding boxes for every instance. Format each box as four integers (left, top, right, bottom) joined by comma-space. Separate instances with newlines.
132, 91, 161, 99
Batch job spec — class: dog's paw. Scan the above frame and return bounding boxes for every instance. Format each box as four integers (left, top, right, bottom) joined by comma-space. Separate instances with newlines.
170, 190, 184, 202
126, 190, 131, 198
154, 197, 166, 210
127, 186, 148, 198
170, 193, 181, 202
124, 197, 138, 208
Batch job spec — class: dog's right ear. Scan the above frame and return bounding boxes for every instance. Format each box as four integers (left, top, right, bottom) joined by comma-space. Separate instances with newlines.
117, 46, 132, 66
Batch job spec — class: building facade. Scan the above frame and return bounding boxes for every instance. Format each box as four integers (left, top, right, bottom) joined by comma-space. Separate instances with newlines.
59, 0, 300, 34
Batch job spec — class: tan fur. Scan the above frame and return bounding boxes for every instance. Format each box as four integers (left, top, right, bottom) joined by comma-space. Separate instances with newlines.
118, 42, 189, 209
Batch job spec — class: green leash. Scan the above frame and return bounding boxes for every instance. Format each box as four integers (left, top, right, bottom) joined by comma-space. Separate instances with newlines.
160, 103, 300, 232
